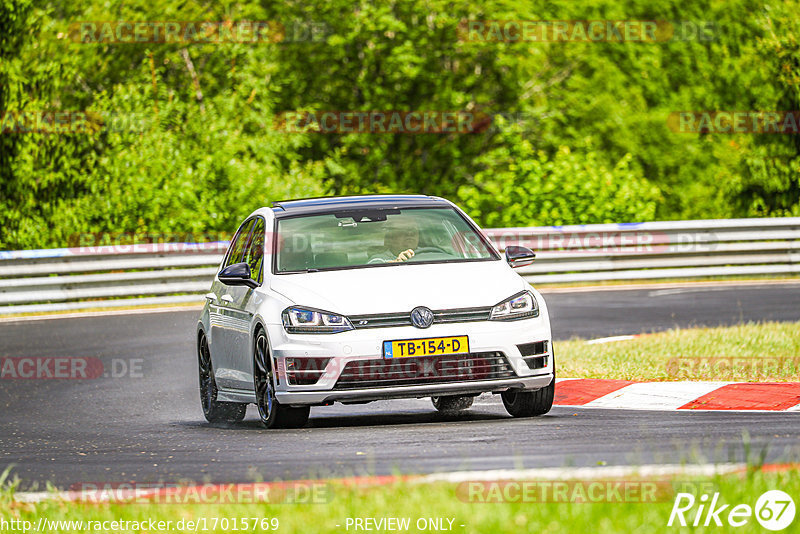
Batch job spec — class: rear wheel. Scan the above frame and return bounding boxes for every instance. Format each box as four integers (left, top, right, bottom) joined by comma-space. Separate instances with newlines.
198, 331, 247, 423
253, 329, 310, 429
431, 395, 474, 413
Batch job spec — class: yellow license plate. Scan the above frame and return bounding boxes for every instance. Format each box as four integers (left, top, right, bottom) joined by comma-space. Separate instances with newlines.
383, 336, 469, 358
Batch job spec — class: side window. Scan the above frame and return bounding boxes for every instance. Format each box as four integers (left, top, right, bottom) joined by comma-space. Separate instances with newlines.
223, 219, 255, 269
243, 218, 266, 284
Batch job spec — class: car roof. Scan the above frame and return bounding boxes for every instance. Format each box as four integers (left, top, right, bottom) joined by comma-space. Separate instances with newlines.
271, 194, 451, 217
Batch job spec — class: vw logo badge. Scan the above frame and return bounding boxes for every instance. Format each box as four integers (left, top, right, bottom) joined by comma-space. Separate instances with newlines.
410, 306, 434, 329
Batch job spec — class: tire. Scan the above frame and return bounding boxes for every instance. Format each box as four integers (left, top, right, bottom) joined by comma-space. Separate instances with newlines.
253, 329, 310, 429
502, 355, 556, 418
431, 395, 474, 413
501, 379, 554, 417
198, 331, 247, 424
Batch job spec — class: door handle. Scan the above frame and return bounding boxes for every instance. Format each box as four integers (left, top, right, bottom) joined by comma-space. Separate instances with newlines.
220, 294, 234, 304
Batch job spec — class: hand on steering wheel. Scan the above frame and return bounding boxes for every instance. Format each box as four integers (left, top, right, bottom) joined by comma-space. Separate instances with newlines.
392, 249, 415, 262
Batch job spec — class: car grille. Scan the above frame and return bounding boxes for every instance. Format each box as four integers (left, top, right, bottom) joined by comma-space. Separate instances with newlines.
332, 352, 515, 390
349, 307, 492, 329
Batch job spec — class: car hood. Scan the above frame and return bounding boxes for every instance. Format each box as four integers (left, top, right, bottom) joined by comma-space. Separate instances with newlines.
269, 260, 528, 315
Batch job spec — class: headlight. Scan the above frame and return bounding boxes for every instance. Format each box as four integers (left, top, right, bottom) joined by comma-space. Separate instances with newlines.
282, 306, 354, 334
490, 291, 539, 321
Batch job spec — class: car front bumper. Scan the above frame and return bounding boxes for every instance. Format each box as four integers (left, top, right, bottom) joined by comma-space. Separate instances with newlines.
275, 374, 553, 404
266, 314, 554, 406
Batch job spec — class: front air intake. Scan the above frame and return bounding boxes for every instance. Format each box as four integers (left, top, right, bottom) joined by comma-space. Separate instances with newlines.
517, 340, 548, 357
517, 341, 549, 370
285, 357, 331, 386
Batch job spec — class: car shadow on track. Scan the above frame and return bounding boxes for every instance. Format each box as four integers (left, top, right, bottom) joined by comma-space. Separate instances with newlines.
306, 410, 511, 429
182, 408, 562, 431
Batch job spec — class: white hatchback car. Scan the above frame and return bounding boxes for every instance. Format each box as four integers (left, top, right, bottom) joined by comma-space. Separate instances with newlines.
197, 195, 555, 428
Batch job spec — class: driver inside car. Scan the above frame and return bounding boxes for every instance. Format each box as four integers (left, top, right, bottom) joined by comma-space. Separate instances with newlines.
368, 219, 420, 263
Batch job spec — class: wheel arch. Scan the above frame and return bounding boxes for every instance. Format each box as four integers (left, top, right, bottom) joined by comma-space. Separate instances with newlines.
251, 319, 277, 383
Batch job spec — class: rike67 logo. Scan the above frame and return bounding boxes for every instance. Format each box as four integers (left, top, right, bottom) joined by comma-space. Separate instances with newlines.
669, 490, 795, 530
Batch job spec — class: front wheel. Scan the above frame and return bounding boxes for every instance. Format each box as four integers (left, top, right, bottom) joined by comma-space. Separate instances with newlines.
501, 378, 554, 417
253, 329, 310, 429
198, 331, 247, 423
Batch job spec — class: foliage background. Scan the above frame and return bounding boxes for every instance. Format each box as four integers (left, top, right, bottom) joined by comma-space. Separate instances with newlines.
1, 0, 798, 249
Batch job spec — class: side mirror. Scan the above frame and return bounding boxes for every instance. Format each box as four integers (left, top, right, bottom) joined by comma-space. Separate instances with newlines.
505, 246, 536, 268
218, 262, 258, 289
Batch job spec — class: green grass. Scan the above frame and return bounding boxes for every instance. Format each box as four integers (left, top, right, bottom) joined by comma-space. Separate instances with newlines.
2, 467, 798, 533
556, 321, 800, 381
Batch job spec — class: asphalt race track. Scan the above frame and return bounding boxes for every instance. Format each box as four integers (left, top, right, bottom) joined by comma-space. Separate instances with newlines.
1, 282, 799, 490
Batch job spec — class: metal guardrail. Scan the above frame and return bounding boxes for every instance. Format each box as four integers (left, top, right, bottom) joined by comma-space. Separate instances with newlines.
484, 217, 800, 283
0, 243, 228, 314
0, 218, 798, 314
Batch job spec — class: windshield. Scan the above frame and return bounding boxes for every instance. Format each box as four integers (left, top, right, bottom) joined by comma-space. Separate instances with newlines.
275, 207, 497, 273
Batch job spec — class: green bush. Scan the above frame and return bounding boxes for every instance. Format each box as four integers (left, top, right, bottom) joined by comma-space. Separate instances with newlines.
458, 126, 661, 227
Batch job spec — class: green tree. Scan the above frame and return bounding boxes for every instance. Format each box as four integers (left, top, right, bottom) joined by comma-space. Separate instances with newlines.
2, 0, 799, 250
